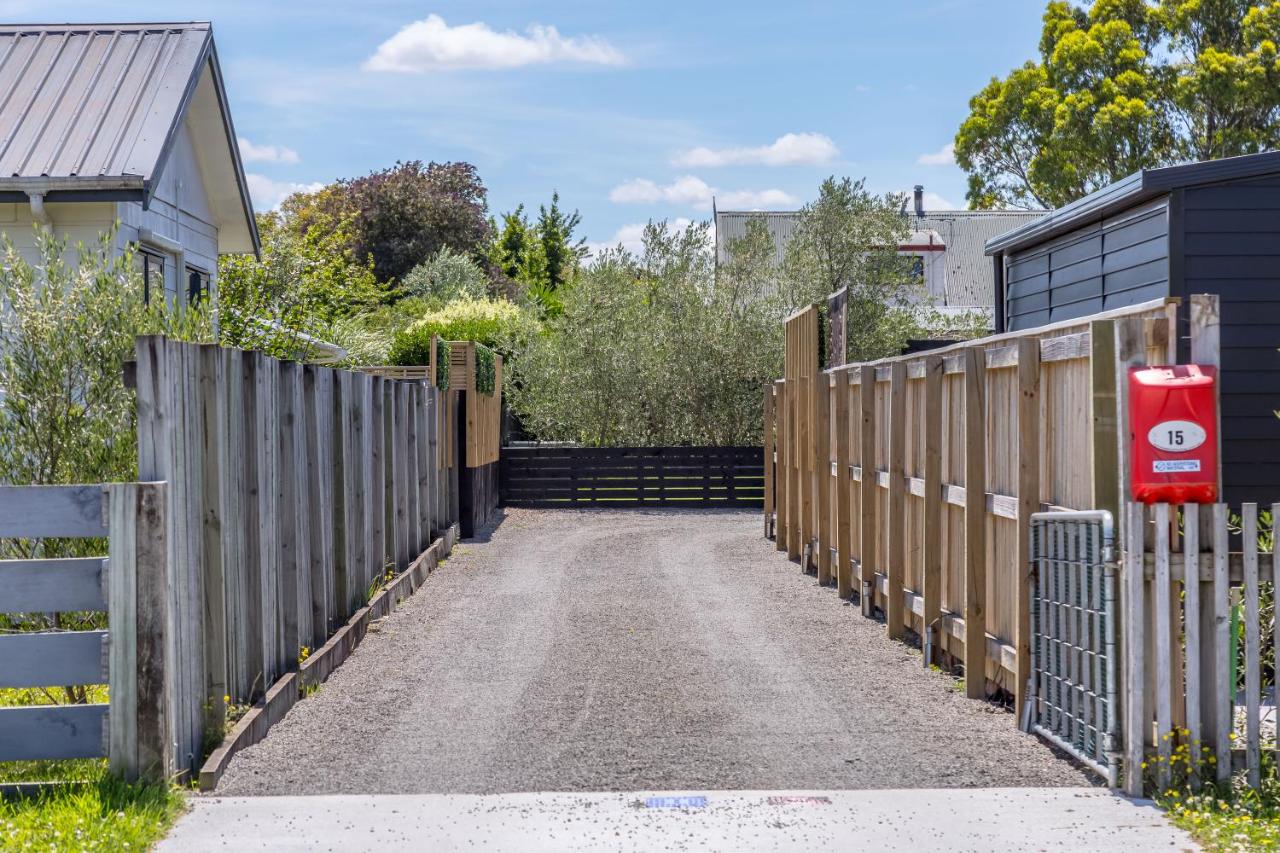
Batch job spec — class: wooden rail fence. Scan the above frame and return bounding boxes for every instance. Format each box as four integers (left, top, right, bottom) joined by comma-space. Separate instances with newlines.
0, 483, 169, 781
764, 297, 1180, 715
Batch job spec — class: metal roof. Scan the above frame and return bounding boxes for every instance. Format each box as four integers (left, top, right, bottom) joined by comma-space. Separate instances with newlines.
714, 210, 800, 267
984, 149, 1280, 256
0, 22, 258, 253
913, 211, 1043, 306
715, 209, 1044, 308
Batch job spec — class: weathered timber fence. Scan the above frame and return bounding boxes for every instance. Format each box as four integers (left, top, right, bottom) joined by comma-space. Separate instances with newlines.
501, 446, 764, 508
0, 483, 169, 781
133, 335, 460, 779
1121, 500, 1278, 798
764, 297, 1180, 717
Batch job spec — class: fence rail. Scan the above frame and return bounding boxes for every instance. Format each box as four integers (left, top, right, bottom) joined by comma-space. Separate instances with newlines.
501, 446, 764, 508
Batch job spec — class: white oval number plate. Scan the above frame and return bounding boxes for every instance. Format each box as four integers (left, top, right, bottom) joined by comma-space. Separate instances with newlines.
1147, 420, 1206, 453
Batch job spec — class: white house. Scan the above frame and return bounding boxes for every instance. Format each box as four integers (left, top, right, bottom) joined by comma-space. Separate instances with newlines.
715, 187, 1045, 323
0, 22, 259, 302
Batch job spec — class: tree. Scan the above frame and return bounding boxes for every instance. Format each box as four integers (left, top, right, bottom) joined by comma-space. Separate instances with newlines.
536, 191, 588, 292
957, 1, 1280, 209
217, 207, 386, 360
782, 177, 928, 361
308, 160, 489, 283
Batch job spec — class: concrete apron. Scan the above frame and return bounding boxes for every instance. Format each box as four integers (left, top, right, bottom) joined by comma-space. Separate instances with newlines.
160, 788, 1198, 852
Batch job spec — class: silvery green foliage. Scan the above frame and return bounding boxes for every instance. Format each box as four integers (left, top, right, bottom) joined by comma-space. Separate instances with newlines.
0, 228, 211, 649
0, 227, 211, 558
401, 246, 490, 304
510, 179, 965, 446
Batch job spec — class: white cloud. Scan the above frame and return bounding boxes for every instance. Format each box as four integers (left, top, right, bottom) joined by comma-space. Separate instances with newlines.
917, 142, 955, 167
672, 132, 839, 168
238, 136, 300, 165
608, 175, 796, 211
364, 14, 624, 72
246, 174, 326, 211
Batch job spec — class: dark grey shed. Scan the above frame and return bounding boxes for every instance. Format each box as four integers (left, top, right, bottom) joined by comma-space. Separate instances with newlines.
985, 151, 1280, 503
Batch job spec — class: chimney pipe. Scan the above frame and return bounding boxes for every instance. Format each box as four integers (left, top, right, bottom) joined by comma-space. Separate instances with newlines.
913, 185, 924, 217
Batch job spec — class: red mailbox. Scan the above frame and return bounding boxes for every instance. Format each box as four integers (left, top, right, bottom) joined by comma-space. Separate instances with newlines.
1128, 365, 1219, 504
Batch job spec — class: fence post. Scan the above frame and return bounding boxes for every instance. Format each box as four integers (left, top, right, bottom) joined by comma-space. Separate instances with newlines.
108, 482, 172, 783
1123, 501, 1147, 798
1089, 319, 1120, 525
372, 376, 388, 578
799, 375, 814, 570
816, 373, 833, 583
306, 366, 334, 646
858, 364, 876, 615
886, 361, 907, 640
835, 371, 853, 599
964, 345, 987, 699
922, 354, 943, 665
764, 384, 776, 538
196, 345, 226, 741
278, 361, 301, 671
776, 380, 789, 553
1015, 337, 1041, 719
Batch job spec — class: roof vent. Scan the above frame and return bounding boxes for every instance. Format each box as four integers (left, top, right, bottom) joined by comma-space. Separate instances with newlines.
914, 185, 925, 217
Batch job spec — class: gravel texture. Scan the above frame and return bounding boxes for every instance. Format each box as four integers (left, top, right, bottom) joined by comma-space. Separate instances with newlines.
215, 508, 1093, 795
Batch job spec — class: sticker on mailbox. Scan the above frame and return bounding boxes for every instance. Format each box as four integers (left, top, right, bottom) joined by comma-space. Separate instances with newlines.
1155, 459, 1201, 473
1147, 420, 1206, 453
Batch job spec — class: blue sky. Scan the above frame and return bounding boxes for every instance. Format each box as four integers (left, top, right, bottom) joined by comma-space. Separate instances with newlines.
9, 1, 1046, 251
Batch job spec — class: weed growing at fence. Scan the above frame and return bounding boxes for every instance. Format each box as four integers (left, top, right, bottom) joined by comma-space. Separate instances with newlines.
1147, 730, 1280, 852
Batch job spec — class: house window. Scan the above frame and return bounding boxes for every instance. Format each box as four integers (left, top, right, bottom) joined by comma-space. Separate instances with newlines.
139, 250, 165, 304
905, 254, 925, 282
187, 267, 210, 304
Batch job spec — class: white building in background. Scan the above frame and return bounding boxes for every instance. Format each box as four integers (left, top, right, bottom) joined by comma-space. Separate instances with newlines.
0, 22, 259, 303
714, 187, 1044, 324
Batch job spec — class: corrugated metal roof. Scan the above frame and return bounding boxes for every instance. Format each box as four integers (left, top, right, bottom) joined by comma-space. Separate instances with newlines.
0, 23, 209, 183
912, 211, 1044, 306
715, 209, 1045, 308
715, 210, 799, 266
984, 150, 1280, 256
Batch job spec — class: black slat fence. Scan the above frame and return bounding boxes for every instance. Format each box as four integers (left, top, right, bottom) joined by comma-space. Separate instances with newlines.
500, 446, 763, 508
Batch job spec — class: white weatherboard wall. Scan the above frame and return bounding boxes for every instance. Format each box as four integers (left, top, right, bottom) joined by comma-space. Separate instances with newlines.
0, 120, 219, 303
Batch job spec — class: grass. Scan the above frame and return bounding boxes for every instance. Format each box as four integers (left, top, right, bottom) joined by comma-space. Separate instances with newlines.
1, 687, 185, 852
1148, 730, 1280, 852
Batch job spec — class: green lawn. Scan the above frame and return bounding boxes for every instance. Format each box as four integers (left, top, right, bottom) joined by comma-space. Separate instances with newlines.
1, 688, 185, 852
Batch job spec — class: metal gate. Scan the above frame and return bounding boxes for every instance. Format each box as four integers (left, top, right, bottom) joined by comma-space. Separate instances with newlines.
1024, 510, 1121, 786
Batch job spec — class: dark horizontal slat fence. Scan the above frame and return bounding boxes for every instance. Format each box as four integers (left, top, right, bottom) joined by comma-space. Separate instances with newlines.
501, 446, 763, 508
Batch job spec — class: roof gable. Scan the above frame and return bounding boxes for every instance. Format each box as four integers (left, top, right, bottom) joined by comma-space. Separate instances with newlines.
0, 22, 258, 254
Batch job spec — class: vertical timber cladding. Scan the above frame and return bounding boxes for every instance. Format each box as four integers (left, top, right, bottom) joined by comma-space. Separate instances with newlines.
449, 341, 502, 536
783, 306, 821, 565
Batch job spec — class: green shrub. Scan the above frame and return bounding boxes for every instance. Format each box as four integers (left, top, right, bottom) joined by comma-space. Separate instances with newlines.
397, 296, 535, 357
475, 343, 496, 395
387, 323, 433, 366
401, 246, 489, 304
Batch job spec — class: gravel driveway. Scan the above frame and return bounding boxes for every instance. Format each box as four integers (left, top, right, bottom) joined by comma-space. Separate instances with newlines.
215, 508, 1091, 794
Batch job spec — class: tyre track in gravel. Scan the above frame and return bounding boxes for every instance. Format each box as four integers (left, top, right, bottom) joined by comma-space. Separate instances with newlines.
214, 508, 1091, 794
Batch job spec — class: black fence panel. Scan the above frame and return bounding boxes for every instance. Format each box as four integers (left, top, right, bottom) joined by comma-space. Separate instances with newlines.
500, 446, 763, 508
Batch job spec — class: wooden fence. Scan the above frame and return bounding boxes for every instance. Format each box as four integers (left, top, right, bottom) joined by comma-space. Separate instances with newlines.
501, 446, 764, 508
1123, 500, 1278, 797
764, 297, 1181, 714
0, 483, 169, 781
132, 335, 459, 777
